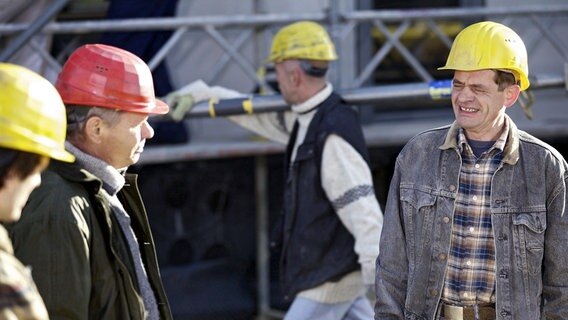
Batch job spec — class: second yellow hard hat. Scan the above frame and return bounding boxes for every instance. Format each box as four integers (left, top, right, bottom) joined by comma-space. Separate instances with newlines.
268, 21, 338, 63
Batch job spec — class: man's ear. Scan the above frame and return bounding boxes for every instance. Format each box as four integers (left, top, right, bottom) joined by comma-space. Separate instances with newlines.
84, 116, 104, 144
504, 84, 521, 108
291, 66, 303, 87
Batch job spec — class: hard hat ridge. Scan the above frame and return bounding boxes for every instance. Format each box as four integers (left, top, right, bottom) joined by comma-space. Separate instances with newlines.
56, 44, 169, 114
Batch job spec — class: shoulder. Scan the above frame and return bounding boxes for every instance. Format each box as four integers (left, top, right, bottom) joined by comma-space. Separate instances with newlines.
517, 130, 568, 170
318, 94, 362, 137
401, 124, 451, 153
0, 251, 44, 308
19, 164, 101, 226
323, 102, 359, 125
41, 161, 102, 198
413, 124, 452, 140
518, 130, 564, 158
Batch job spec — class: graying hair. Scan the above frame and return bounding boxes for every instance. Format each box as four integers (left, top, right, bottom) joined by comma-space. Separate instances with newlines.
66, 105, 122, 141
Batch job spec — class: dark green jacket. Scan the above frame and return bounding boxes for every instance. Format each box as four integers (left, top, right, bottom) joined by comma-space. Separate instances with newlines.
9, 160, 172, 320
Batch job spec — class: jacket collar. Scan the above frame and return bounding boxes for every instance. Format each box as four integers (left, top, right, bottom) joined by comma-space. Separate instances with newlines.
439, 114, 519, 165
65, 142, 125, 196
291, 83, 332, 115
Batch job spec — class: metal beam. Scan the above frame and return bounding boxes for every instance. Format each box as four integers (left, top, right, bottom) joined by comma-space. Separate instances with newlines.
2, 6, 567, 35
0, 0, 70, 61
176, 72, 565, 119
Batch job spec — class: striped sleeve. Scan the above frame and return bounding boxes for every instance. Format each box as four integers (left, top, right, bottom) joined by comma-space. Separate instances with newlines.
321, 134, 384, 285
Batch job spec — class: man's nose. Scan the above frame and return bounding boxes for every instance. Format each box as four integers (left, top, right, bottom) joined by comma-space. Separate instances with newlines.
142, 121, 155, 140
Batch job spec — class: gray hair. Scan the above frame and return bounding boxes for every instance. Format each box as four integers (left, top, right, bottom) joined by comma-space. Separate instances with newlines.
66, 105, 122, 141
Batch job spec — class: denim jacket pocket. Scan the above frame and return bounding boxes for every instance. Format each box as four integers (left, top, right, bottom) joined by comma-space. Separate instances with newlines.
512, 211, 546, 275
400, 188, 437, 264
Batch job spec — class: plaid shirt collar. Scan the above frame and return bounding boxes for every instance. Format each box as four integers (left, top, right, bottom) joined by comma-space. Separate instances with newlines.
457, 120, 508, 156
440, 114, 519, 164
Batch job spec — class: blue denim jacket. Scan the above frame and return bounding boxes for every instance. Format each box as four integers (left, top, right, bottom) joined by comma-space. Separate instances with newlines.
375, 117, 568, 320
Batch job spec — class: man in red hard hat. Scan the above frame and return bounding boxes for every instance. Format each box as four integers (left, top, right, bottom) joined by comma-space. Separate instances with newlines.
9, 44, 173, 320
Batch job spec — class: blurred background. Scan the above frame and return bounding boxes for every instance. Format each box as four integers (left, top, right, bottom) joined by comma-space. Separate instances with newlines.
1, 0, 567, 319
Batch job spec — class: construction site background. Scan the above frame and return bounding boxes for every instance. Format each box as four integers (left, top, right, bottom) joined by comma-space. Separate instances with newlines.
1, 1, 567, 319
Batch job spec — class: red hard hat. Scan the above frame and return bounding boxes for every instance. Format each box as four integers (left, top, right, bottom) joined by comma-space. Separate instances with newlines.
55, 44, 168, 114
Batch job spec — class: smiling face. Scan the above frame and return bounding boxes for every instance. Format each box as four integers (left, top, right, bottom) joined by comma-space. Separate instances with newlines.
451, 70, 520, 141
96, 112, 154, 169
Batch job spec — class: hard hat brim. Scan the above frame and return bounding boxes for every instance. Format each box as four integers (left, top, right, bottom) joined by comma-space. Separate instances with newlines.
50, 149, 75, 163
151, 98, 170, 115
133, 98, 169, 115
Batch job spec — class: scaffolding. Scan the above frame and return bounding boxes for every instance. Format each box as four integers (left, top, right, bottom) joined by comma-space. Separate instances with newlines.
2, 3, 568, 319
1, 4, 567, 91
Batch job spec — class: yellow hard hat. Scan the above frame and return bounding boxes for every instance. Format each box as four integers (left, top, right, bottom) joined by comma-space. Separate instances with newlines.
0, 63, 74, 162
268, 21, 338, 63
439, 21, 530, 91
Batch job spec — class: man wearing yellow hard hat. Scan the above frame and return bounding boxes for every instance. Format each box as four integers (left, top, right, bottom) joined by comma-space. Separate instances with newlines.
167, 21, 384, 319
375, 21, 568, 319
0, 63, 74, 319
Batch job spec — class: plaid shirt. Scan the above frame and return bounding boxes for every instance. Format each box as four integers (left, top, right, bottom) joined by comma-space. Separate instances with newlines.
0, 225, 48, 319
442, 124, 508, 305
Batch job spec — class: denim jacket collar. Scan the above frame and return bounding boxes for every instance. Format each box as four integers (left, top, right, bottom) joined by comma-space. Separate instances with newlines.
439, 114, 520, 165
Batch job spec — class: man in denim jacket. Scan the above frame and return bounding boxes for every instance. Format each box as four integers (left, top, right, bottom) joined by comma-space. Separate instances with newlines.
375, 21, 568, 320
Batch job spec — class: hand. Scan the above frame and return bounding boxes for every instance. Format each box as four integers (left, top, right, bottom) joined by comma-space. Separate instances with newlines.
164, 80, 211, 122
165, 80, 245, 121
167, 94, 194, 122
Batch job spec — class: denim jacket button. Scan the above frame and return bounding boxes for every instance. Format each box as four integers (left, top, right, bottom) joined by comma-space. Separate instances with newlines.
500, 310, 510, 317
449, 185, 456, 191
442, 217, 450, 224
429, 289, 438, 297
438, 253, 447, 261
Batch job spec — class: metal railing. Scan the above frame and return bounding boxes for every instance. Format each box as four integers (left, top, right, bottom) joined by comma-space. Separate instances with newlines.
1, 4, 567, 92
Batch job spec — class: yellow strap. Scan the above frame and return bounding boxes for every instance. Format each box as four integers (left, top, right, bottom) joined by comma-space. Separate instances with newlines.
428, 80, 452, 100
208, 97, 218, 117
242, 98, 253, 114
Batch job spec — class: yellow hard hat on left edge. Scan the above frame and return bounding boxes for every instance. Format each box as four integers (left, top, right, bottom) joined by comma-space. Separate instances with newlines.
0, 63, 74, 162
